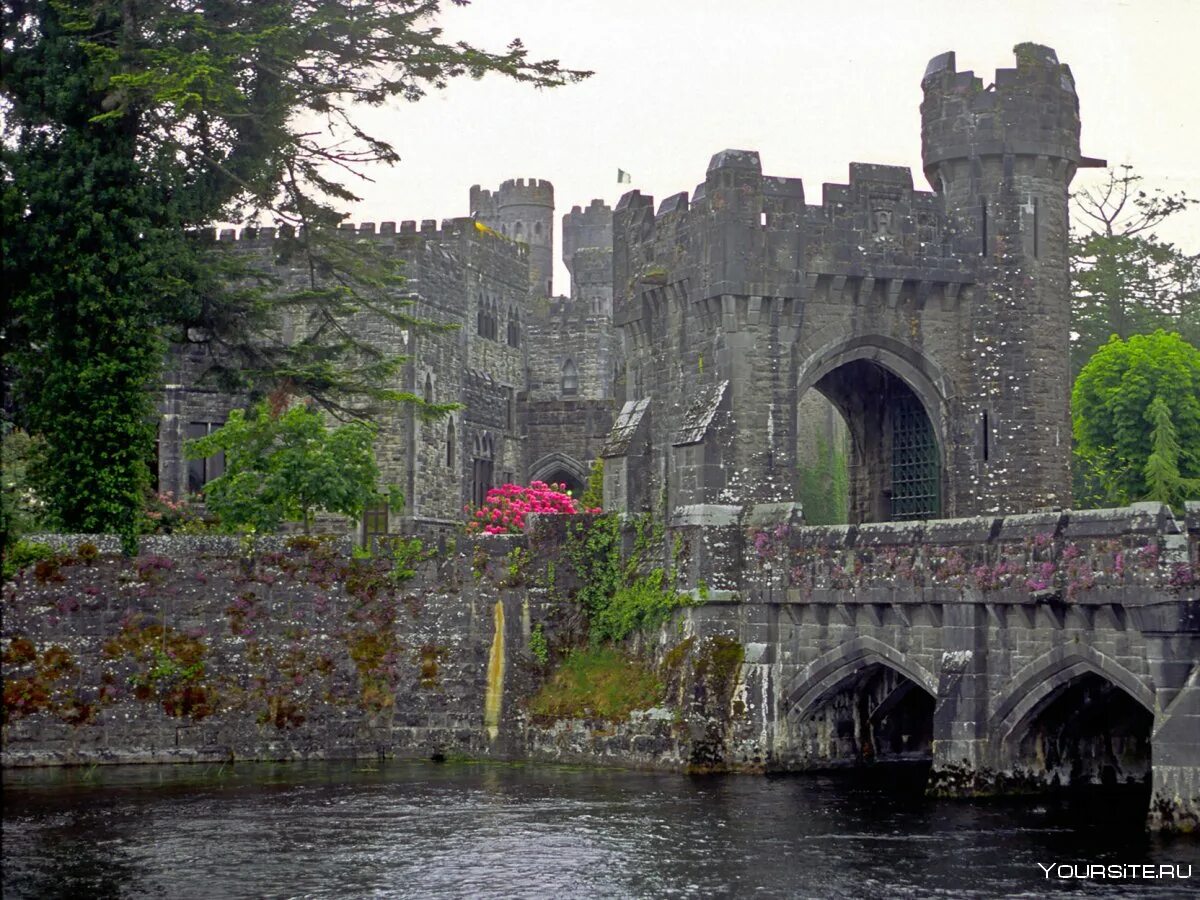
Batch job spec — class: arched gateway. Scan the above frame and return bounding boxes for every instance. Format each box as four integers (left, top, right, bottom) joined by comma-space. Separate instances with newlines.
603, 44, 1081, 522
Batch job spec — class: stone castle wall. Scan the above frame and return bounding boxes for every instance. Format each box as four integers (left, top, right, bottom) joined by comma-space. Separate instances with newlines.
3, 503, 1197, 829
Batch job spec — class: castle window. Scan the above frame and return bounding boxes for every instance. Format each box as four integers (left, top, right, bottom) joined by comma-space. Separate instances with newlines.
561, 359, 579, 397
479, 299, 498, 340
534, 222, 542, 236
361, 502, 389, 549
514, 222, 524, 240
980, 198, 988, 257
1032, 197, 1040, 258
471, 433, 495, 507
446, 419, 456, 468
507, 308, 520, 347
423, 373, 433, 404
186, 421, 225, 493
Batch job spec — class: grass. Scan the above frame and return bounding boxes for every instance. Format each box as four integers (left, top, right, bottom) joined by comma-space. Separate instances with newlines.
527, 646, 661, 722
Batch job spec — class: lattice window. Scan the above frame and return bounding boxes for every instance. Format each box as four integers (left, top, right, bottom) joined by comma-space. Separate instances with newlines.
890, 391, 940, 521
361, 502, 389, 548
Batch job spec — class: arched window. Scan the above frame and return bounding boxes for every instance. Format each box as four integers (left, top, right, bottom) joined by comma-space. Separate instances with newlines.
446, 419, 456, 468
561, 359, 579, 396
513, 222, 524, 240
423, 373, 433, 404
471, 432, 495, 507
477, 304, 485, 337
507, 308, 520, 347
534, 222, 542, 237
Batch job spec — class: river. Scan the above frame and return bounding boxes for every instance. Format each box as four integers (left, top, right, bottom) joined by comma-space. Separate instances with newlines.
2, 761, 1196, 898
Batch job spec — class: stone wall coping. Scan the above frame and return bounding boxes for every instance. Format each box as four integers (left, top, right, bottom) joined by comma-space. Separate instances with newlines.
22, 533, 355, 557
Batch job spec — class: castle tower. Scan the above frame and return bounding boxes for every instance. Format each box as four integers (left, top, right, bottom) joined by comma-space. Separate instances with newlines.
562, 199, 614, 315
470, 178, 555, 297
921, 43, 1092, 511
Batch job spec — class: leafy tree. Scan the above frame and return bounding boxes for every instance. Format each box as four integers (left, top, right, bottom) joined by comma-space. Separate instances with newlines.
2, 1, 588, 536
1071, 166, 1199, 378
1143, 397, 1200, 508
187, 401, 399, 533
1072, 331, 1200, 507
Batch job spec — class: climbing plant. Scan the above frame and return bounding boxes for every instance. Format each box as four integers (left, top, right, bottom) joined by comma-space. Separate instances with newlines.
563, 514, 689, 643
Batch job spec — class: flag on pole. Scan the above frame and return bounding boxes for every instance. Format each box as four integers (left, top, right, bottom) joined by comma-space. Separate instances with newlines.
617, 169, 632, 184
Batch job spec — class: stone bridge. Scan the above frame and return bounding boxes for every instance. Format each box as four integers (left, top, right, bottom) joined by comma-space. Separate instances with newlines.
674, 502, 1200, 831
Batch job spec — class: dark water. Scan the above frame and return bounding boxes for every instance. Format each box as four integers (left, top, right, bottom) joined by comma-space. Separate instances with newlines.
2, 761, 1197, 899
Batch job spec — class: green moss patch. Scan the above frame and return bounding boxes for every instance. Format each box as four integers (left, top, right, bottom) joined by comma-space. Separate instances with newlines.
527, 647, 661, 723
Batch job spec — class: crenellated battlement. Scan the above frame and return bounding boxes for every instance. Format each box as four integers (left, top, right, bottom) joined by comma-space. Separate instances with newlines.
562, 197, 613, 275
209, 217, 527, 258
921, 43, 1084, 180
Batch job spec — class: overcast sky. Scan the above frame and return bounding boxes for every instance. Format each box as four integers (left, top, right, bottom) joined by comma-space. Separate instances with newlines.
336, 0, 1200, 294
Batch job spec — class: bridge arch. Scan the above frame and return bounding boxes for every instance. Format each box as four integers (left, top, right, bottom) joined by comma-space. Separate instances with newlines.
527, 452, 589, 497
991, 645, 1155, 747
785, 635, 937, 721
991, 646, 1155, 788
794, 335, 954, 522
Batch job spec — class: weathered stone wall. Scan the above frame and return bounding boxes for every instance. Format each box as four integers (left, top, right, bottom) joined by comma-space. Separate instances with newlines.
1, 533, 544, 766
521, 399, 613, 493
156, 218, 545, 528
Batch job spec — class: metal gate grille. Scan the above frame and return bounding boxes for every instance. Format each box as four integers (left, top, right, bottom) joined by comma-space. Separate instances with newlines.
890, 392, 940, 521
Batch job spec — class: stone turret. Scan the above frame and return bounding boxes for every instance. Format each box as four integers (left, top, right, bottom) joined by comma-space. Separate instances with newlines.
470, 178, 555, 297
562, 199, 614, 315
921, 42, 1098, 511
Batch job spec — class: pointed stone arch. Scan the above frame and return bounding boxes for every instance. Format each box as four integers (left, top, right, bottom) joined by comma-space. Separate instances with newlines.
528, 452, 588, 495
784, 634, 937, 722
794, 334, 953, 522
990, 645, 1155, 750
561, 358, 579, 396
796, 333, 954, 465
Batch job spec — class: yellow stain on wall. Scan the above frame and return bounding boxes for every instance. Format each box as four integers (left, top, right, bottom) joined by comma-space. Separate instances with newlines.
484, 600, 505, 740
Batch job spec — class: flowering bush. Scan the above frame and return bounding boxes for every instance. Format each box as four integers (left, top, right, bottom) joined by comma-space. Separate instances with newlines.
465, 481, 600, 535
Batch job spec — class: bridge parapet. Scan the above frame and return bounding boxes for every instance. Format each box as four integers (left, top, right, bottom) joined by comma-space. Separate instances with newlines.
736, 502, 1195, 608
677, 501, 1199, 833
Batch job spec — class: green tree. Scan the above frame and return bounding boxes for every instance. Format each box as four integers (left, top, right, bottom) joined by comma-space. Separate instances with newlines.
1072, 331, 1200, 506
187, 401, 397, 533
1143, 396, 1200, 508
2, 1, 587, 537
1071, 166, 1199, 378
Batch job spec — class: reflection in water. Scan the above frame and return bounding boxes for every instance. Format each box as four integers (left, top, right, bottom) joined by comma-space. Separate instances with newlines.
3, 761, 1196, 899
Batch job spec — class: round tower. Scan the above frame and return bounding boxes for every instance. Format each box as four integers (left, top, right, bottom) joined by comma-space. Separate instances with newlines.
921, 43, 1088, 512
497, 178, 555, 297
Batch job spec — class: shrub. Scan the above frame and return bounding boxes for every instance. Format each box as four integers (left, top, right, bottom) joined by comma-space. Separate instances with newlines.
1, 540, 57, 581
464, 481, 599, 535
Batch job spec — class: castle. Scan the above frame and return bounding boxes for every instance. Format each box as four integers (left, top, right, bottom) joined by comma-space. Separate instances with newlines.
156, 181, 618, 539
156, 42, 1099, 539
